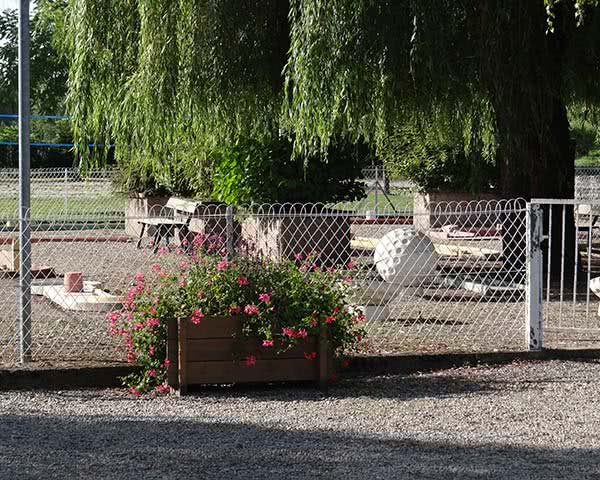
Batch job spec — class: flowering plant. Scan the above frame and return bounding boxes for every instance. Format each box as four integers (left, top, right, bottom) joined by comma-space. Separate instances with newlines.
110, 240, 365, 394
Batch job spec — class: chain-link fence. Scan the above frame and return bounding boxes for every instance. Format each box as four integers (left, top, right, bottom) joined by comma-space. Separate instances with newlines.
0, 198, 537, 367
0, 167, 125, 219
576, 166, 600, 199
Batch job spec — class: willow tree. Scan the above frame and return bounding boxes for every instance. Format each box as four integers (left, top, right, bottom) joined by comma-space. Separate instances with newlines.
62, 0, 600, 202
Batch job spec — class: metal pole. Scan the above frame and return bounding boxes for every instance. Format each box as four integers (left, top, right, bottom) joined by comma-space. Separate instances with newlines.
64, 167, 68, 214
18, 0, 32, 363
526, 203, 543, 351
226, 205, 234, 260
374, 165, 379, 216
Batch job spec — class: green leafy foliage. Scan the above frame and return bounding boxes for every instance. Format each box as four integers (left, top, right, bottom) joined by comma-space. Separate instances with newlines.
211, 138, 368, 204
0, 1, 69, 115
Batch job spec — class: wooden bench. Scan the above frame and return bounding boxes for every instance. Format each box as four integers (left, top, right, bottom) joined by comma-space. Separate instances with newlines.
136, 197, 199, 252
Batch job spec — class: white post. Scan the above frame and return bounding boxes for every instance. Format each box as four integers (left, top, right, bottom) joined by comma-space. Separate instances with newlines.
18, 0, 32, 363
374, 165, 379, 216
526, 202, 544, 351
63, 167, 68, 214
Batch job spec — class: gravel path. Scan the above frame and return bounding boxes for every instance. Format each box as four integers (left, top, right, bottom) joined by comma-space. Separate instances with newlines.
2, 360, 600, 479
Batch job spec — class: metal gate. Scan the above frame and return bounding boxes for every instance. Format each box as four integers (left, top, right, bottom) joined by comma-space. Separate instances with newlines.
529, 199, 600, 350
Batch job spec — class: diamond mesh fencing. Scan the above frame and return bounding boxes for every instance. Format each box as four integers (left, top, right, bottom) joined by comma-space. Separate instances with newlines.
576, 166, 600, 200
0, 167, 125, 219
0, 197, 531, 367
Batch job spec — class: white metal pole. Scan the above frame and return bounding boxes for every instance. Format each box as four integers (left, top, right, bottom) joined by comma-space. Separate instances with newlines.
526, 203, 543, 351
18, 0, 32, 363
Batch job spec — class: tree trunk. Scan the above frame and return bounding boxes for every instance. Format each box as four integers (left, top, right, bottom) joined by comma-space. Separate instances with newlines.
483, 1, 576, 282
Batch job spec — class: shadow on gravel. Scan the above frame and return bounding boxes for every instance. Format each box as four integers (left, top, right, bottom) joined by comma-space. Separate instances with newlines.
1, 413, 598, 479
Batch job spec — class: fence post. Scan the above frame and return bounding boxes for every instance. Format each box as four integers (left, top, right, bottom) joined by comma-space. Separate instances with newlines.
374, 165, 379, 216
526, 202, 544, 351
226, 205, 234, 260
63, 167, 68, 214
18, 0, 32, 363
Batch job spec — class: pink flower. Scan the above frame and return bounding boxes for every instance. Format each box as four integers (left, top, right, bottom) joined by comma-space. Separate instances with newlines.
179, 260, 189, 269
245, 355, 257, 366
304, 351, 317, 361
127, 351, 137, 363
146, 317, 160, 328
343, 276, 353, 284
282, 327, 295, 338
217, 260, 229, 271
258, 293, 271, 303
134, 272, 145, 284
262, 339, 274, 347
191, 309, 204, 324
229, 305, 242, 315
353, 312, 366, 323
176, 247, 184, 256
134, 322, 145, 331
164, 358, 171, 367
310, 318, 318, 327
237, 276, 249, 286
148, 369, 156, 378
157, 246, 169, 256
326, 315, 336, 324
155, 383, 171, 394
347, 261, 355, 270
294, 253, 304, 261
297, 328, 308, 339
244, 304, 259, 315
128, 387, 140, 397
149, 344, 155, 356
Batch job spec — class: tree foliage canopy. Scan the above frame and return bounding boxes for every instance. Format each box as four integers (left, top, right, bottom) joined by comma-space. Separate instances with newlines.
60, 0, 600, 197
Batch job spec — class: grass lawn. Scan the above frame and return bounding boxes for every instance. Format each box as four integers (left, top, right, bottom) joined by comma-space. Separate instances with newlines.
335, 190, 414, 213
0, 195, 128, 219
576, 149, 600, 167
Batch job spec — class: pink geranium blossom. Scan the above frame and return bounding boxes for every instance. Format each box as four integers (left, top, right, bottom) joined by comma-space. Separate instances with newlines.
155, 384, 171, 394
229, 305, 242, 315
244, 304, 259, 315
245, 355, 257, 366
237, 276, 249, 286
297, 328, 308, 339
262, 339, 274, 347
128, 387, 140, 397
216, 260, 229, 271
191, 309, 204, 324
304, 351, 317, 360
258, 293, 271, 303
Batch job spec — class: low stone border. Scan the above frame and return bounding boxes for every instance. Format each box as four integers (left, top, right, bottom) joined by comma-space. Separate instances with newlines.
2, 349, 600, 390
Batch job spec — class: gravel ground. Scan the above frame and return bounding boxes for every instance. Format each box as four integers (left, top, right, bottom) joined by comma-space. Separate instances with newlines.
2, 359, 600, 479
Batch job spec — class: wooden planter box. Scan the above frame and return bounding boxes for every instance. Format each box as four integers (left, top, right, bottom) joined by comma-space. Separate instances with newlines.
167, 316, 332, 394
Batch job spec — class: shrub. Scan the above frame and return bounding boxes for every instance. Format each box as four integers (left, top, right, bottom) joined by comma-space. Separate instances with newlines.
109, 238, 365, 394
211, 137, 368, 204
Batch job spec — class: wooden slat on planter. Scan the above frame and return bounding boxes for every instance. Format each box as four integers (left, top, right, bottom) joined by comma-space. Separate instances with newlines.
183, 316, 242, 339
185, 358, 319, 384
182, 338, 318, 362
